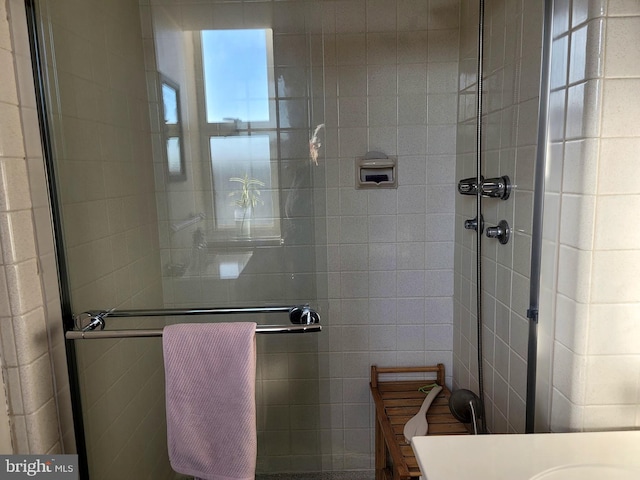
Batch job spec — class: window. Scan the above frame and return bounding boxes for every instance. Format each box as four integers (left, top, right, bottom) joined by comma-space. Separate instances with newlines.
160, 76, 186, 181
209, 135, 275, 229
200, 29, 280, 238
201, 29, 272, 123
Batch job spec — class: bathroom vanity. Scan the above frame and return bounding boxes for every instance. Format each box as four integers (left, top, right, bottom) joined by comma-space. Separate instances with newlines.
411, 430, 640, 480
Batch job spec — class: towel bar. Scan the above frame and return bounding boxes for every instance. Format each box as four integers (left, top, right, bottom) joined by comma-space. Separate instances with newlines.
66, 324, 321, 339
75, 304, 320, 332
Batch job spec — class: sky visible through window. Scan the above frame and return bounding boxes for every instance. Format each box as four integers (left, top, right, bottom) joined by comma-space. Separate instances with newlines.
162, 83, 178, 124
201, 29, 271, 123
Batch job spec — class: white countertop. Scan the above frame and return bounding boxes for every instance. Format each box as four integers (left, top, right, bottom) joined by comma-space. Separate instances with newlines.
411, 430, 640, 480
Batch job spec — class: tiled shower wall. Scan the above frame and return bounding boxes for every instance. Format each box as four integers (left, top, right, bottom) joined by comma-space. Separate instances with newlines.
31, 1, 172, 478
453, 0, 543, 433
0, 0, 71, 454
542, 0, 640, 432
319, 0, 460, 470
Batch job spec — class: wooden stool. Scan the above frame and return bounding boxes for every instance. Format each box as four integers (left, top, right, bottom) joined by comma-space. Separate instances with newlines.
370, 364, 471, 480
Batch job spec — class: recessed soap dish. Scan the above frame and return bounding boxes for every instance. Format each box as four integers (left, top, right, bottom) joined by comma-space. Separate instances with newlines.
356, 151, 397, 189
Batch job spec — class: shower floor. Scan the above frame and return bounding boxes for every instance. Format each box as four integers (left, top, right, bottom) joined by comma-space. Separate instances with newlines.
256, 472, 374, 480
181, 471, 374, 480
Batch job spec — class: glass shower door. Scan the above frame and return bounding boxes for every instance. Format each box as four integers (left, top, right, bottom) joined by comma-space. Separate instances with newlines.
32, 0, 327, 477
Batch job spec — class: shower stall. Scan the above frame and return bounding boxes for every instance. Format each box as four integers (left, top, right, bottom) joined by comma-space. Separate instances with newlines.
30, 0, 329, 477
7, 0, 638, 478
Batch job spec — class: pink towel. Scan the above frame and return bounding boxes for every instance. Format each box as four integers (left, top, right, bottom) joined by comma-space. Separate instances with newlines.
163, 322, 257, 480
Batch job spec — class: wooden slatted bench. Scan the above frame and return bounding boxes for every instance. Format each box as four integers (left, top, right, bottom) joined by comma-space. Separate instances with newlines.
370, 364, 471, 480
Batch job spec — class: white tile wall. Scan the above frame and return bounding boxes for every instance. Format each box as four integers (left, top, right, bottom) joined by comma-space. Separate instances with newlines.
540, 0, 640, 432
0, 0, 75, 456
319, 0, 460, 469
453, 0, 543, 434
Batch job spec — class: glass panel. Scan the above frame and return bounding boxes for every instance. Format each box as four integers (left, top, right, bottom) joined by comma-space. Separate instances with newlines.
202, 29, 272, 123
166, 137, 182, 175
35, 0, 326, 477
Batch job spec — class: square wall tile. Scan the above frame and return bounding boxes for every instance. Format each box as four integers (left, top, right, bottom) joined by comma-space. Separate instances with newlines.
589, 304, 640, 355
335, 0, 366, 34
12, 307, 48, 366
550, 388, 584, 433
607, 0, 640, 16
0, 211, 37, 264
366, 0, 397, 32
557, 245, 592, 304
24, 398, 59, 454
604, 17, 640, 78
429, 0, 460, 30
0, 49, 18, 105
554, 295, 589, 354
427, 62, 459, 94
601, 79, 640, 137
0, 159, 32, 213
398, 31, 428, 64
428, 29, 459, 62
397, 0, 428, 31
594, 195, 640, 250
598, 138, 640, 194
591, 250, 640, 303
584, 355, 640, 405
552, 343, 587, 403
563, 139, 599, 194
559, 194, 596, 250
4, 260, 42, 316
369, 270, 396, 298
565, 80, 602, 139
19, 354, 54, 415
367, 64, 397, 95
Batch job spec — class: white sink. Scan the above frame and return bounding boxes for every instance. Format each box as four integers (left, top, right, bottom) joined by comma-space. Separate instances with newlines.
531, 464, 640, 480
411, 431, 640, 480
